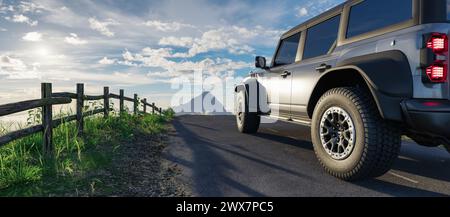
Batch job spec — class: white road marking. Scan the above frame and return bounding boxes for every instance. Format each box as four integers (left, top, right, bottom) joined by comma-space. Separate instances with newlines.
389, 172, 419, 184
397, 155, 420, 162
266, 128, 279, 133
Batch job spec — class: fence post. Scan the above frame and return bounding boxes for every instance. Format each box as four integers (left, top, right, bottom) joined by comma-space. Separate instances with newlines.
133, 94, 138, 115
120, 89, 124, 115
41, 83, 53, 156
103, 86, 109, 118
143, 98, 147, 113
76, 83, 84, 136
152, 103, 155, 114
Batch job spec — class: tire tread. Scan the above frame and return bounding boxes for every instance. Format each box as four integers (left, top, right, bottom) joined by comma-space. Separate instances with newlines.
313, 87, 401, 180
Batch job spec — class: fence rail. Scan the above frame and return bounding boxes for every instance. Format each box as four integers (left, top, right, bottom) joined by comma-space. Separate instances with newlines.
51, 92, 77, 99
0, 83, 163, 155
0, 98, 72, 117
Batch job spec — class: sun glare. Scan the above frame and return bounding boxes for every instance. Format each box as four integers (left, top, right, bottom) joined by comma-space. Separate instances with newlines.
35, 47, 51, 56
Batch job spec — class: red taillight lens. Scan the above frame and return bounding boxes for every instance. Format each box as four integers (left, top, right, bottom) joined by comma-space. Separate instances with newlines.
426, 33, 448, 54
423, 33, 448, 83
426, 62, 447, 82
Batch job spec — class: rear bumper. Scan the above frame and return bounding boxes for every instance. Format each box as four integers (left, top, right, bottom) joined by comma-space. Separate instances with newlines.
402, 99, 450, 143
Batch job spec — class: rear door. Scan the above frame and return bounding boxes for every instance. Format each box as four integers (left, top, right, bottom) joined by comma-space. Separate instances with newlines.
263, 32, 301, 118
291, 14, 342, 120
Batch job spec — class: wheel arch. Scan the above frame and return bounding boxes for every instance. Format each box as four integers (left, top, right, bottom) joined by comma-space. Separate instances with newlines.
234, 78, 270, 114
307, 50, 413, 122
234, 77, 262, 114
307, 67, 375, 118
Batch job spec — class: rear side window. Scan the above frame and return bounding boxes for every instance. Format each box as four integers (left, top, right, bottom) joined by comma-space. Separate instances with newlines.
448, 0, 450, 21
303, 15, 341, 60
347, 0, 413, 39
274, 32, 301, 66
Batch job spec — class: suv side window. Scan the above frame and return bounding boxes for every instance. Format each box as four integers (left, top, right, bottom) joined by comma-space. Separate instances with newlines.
273, 32, 301, 67
303, 15, 341, 60
347, 0, 413, 39
447, 0, 450, 21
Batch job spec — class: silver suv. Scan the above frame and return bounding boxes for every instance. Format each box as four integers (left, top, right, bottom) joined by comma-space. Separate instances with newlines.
235, 0, 450, 180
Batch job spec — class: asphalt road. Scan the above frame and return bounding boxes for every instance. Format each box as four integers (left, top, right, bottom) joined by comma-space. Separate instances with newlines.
163, 115, 450, 197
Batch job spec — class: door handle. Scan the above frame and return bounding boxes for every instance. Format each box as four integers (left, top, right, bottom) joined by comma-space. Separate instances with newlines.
315, 64, 331, 72
281, 71, 292, 78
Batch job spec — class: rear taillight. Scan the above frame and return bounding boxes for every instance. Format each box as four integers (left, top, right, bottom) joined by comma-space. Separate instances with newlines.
426, 33, 448, 54
422, 33, 448, 83
426, 62, 447, 82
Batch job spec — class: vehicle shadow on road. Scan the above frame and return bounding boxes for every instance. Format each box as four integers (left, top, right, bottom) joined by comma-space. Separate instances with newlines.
391, 144, 450, 183
253, 132, 314, 151
182, 122, 220, 132
254, 126, 450, 196
355, 179, 448, 197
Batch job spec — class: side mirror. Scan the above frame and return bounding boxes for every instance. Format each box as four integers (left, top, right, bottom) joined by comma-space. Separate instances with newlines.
255, 56, 267, 69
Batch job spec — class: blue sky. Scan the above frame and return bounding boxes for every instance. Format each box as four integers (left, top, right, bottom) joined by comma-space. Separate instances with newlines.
0, 0, 344, 109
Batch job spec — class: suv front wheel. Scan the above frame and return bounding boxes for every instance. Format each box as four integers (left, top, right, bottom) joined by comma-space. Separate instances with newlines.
311, 87, 401, 181
235, 90, 260, 134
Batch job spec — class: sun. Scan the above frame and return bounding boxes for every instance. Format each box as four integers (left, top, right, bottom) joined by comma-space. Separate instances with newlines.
35, 47, 51, 56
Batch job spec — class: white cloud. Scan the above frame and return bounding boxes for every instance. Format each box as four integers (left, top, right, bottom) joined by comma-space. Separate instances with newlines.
0, 1, 45, 15
190, 28, 254, 56
98, 57, 116, 65
37, 4, 83, 28
17, 2, 45, 14
64, 33, 87, 45
88, 17, 119, 37
22, 32, 42, 42
143, 20, 194, 32
117, 47, 251, 79
73, 71, 156, 85
159, 26, 282, 58
0, 4, 14, 13
122, 49, 135, 61
5, 14, 38, 26
297, 7, 308, 17
0, 55, 26, 71
141, 47, 175, 58
295, 0, 341, 19
0, 55, 40, 79
0, 27, 6, 31
159, 36, 194, 48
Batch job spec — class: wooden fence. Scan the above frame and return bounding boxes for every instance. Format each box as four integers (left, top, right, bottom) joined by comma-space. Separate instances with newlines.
0, 83, 163, 156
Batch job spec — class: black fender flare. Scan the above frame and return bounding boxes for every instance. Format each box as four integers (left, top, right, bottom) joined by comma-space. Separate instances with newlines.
235, 84, 248, 113
235, 84, 247, 94
234, 82, 260, 113
309, 50, 413, 121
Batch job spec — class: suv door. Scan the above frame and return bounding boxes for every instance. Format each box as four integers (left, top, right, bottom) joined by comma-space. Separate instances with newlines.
261, 32, 301, 119
290, 15, 342, 121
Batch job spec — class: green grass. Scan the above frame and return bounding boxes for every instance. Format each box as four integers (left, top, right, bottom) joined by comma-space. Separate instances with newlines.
0, 107, 175, 196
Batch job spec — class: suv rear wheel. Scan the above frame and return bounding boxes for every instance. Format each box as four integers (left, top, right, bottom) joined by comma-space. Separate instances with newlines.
236, 90, 260, 134
311, 87, 401, 181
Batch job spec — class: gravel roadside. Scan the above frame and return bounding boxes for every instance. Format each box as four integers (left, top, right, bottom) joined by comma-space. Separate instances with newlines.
75, 126, 190, 197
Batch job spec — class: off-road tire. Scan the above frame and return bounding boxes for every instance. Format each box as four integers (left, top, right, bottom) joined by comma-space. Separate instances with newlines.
236, 90, 260, 134
311, 87, 401, 181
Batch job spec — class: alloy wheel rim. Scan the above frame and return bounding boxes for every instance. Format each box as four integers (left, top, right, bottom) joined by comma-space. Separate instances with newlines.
319, 107, 356, 160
